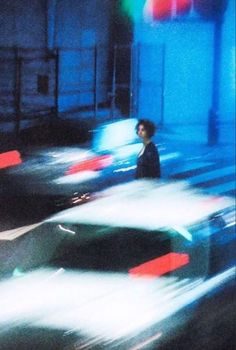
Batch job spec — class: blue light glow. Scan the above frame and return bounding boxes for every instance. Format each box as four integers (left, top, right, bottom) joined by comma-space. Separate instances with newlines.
93, 119, 139, 152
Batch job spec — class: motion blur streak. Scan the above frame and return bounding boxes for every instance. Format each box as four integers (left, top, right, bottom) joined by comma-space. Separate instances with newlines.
113, 152, 182, 173
0, 267, 234, 341
65, 155, 113, 175
129, 253, 190, 277
171, 226, 193, 241
0, 150, 22, 169
48, 181, 234, 229
0, 222, 41, 241
54, 171, 99, 185
129, 332, 162, 350
58, 225, 75, 235
93, 118, 138, 152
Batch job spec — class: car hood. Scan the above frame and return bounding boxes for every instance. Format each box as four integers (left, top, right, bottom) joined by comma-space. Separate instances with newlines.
0, 267, 234, 346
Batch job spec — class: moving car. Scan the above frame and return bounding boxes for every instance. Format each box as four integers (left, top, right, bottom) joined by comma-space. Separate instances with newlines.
0, 119, 137, 207
0, 180, 235, 349
0, 118, 179, 208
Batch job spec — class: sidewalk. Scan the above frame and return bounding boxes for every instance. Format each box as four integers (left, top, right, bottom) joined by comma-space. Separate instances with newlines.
1, 116, 235, 166
155, 125, 236, 164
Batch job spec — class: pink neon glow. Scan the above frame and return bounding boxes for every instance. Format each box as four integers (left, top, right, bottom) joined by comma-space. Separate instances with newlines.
146, 0, 191, 20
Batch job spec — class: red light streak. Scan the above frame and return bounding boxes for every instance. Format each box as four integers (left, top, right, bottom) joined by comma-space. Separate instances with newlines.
129, 252, 190, 278
65, 154, 113, 175
0, 150, 22, 170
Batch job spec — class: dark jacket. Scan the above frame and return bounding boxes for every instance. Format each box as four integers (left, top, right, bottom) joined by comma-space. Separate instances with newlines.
135, 141, 161, 179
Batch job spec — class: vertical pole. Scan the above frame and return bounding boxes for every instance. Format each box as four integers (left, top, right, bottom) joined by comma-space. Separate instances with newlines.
46, 0, 57, 50
129, 43, 134, 118
160, 44, 166, 126
93, 45, 98, 121
136, 43, 141, 119
14, 48, 22, 138
208, 17, 222, 146
110, 45, 117, 119
132, 44, 138, 118
54, 47, 59, 120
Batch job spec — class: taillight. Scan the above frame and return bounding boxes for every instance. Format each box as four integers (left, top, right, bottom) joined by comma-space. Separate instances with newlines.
0, 150, 22, 170
129, 253, 190, 278
65, 154, 113, 175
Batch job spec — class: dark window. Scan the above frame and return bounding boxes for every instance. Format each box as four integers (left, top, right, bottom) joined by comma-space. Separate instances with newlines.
37, 75, 49, 95
13, 223, 172, 274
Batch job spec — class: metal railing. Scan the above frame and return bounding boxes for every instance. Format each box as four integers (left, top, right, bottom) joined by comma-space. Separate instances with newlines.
0, 44, 166, 137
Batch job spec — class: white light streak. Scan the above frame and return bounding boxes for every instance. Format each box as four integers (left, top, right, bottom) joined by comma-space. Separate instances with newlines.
0, 267, 234, 342
0, 223, 41, 241
171, 226, 193, 241
54, 171, 99, 184
58, 225, 75, 235
129, 332, 162, 350
225, 221, 236, 228
48, 181, 234, 232
113, 165, 137, 173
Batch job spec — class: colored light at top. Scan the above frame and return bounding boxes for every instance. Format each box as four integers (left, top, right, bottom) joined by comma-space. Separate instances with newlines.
121, 1, 227, 22
121, 0, 192, 21
146, 0, 172, 20
148, 0, 191, 20
121, 0, 147, 21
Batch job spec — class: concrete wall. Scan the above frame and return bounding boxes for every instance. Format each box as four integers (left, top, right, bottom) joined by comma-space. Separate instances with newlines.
54, 0, 112, 48
220, 0, 235, 143
0, 0, 46, 48
134, 19, 214, 143
134, 0, 235, 143
55, 0, 113, 112
0, 0, 112, 49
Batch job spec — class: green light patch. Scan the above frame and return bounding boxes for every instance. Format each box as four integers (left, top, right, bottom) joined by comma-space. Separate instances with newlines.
120, 0, 147, 21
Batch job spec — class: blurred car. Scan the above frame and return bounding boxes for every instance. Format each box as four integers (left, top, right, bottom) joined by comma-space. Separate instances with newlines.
0, 180, 235, 349
0, 118, 180, 208
0, 119, 139, 207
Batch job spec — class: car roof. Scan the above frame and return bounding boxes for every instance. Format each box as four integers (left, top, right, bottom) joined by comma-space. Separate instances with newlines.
47, 180, 234, 233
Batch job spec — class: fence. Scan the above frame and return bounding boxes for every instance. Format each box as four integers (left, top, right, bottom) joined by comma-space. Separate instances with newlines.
0, 44, 165, 136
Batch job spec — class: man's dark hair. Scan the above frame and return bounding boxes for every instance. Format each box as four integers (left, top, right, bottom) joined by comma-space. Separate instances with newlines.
135, 119, 156, 138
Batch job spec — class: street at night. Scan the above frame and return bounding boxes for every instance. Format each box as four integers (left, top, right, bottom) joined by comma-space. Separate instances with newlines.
0, 1, 235, 349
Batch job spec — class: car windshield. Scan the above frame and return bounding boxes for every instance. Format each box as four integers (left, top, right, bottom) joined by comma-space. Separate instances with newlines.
1, 223, 174, 277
